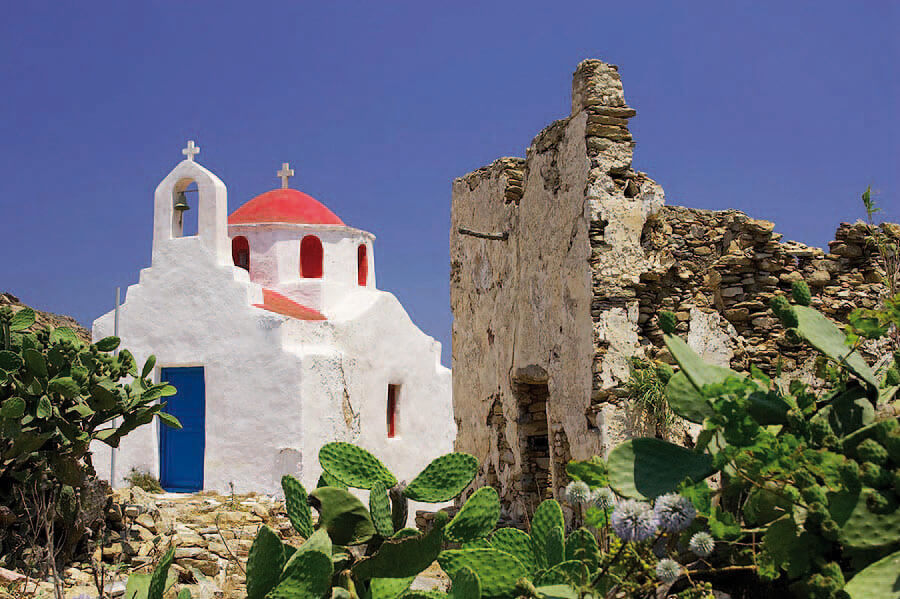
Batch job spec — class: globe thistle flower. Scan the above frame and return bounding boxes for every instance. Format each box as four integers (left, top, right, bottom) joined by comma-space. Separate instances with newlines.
653, 493, 696, 532
656, 558, 682, 582
590, 487, 617, 510
610, 499, 658, 542
688, 531, 715, 557
565, 480, 592, 505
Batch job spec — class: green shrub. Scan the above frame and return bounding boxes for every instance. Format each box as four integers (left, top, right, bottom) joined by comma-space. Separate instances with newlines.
124, 468, 164, 493
0, 305, 180, 570
597, 288, 900, 598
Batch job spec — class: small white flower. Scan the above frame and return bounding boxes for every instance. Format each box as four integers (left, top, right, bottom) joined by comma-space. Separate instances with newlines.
610, 499, 658, 542
565, 480, 592, 505
689, 531, 715, 557
656, 558, 682, 582
590, 487, 617, 510
653, 493, 696, 532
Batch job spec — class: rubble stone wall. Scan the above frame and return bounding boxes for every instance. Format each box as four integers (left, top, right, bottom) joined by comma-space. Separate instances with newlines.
450, 59, 896, 523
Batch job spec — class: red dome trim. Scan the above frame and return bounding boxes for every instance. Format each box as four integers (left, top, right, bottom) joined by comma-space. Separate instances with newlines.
229, 188, 344, 226
254, 288, 326, 321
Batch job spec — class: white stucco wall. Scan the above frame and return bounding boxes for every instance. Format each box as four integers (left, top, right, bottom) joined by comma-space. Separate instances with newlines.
228, 223, 375, 316
91, 158, 454, 503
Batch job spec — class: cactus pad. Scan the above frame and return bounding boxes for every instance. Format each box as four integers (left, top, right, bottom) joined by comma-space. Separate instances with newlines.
148, 546, 175, 599
607, 437, 715, 499
246, 526, 288, 599
489, 528, 537, 575
319, 442, 398, 489
564, 528, 599, 572
370, 481, 395, 536
437, 548, 527, 599
446, 487, 500, 543
664, 334, 743, 391
351, 511, 448, 580
449, 566, 481, 599
403, 452, 478, 502
309, 487, 376, 545
843, 549, 900, 599
530, 499, 565, 570
835, 486, 900, 550
545, 527, 565, 568
281, 475, 314, 538
534, 560, 590, 588
369, 576, 416, 598
793, 305, 878, 388
266, 549, 332, 599
665, 371, 715, 424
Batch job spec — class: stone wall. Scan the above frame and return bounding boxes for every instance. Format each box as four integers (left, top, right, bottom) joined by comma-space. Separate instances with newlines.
449, 59, 896, 523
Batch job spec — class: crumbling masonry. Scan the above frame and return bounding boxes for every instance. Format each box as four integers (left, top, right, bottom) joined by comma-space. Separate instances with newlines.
449, 59, 898, 523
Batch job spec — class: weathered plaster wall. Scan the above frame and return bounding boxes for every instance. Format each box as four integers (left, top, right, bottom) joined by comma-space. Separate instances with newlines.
450, 59, 896, 522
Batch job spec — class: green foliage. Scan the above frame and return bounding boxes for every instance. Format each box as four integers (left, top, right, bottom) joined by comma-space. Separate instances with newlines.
124, 467, 164, 493
621, 290, 900, 597
239, 444, 479, 598
626, 358, 674, 432
530, 499, 565, 570
0, 306, 180, 566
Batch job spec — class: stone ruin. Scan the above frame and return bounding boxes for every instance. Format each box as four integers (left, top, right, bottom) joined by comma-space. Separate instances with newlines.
449, 59, 898, 523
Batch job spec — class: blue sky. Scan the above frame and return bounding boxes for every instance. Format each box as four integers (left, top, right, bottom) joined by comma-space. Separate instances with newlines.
0, 1, 896, 366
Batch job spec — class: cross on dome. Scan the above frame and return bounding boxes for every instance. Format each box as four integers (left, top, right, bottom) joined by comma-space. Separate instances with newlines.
182, 140, 200, 162
277, 162, 295, 189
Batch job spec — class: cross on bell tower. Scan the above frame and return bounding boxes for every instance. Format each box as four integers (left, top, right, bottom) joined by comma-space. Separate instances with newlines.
182, 140, 200, 162
277, 162, 294, 189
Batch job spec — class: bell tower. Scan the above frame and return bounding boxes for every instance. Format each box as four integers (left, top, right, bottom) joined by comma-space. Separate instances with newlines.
151, 141, 230, 266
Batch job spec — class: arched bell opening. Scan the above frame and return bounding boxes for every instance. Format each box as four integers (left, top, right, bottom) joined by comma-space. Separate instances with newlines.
172, 179, 199, 238
300, 235, 324, 278
232, 236, 250, 271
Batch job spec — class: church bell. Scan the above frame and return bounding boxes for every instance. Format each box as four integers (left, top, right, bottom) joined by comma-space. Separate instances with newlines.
173, 191, 190, 212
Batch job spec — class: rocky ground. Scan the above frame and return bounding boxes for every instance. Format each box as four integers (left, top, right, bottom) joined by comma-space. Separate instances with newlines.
0, 487, 448, 599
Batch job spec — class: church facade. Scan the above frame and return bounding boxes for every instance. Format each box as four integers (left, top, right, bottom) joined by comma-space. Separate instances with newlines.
91, 143, 454, 495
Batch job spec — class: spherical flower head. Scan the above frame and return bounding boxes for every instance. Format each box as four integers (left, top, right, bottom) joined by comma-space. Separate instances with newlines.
610, 499, 658, 542
688, 531, 715, 557
653, 493, 696, 532
565, 480, 592, 505
590, 487, 617, 510
656, 558, 682, 582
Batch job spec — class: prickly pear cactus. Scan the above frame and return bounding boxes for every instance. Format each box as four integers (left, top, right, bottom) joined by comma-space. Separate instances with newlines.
319, 441, 398, 489
489, 527, 537, 575
266, 549, 333, 599
148, 546, 175, 599
309, 486, 376, 545
403, 452, 479, 502
370, 481, 395, 537
564, 528, 599, 572
530, 499, 564, 570
843, 549, 900, 599
437, 548, 528, 599
607, 437, 715, 499
791, 305, 878, 388
448, 565, 481, 599
281, 474, 314, 538
351, 511, 449, 581
544, 527, 565, 568
246, 526, 289, 599
445, 486, 500, 543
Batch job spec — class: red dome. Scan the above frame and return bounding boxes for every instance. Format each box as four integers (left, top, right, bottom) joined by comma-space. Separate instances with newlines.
229, 188, 344, 226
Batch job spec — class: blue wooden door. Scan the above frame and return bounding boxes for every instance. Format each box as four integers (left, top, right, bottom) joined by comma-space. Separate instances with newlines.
159, 367, 205, 492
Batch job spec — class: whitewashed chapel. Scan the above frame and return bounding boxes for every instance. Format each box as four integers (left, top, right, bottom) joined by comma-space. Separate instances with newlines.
91, 142, 454, 494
